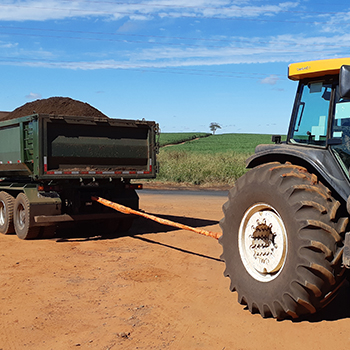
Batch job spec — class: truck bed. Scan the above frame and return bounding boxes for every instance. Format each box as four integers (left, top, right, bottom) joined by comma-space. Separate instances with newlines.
0, 113, 159, 180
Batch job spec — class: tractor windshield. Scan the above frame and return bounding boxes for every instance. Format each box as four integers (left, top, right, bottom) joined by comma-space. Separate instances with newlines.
331, 87, 350, 172
290, 82, 332, 146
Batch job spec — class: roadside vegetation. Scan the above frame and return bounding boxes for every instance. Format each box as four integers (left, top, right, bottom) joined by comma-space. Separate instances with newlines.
157, 150, 247, 186
154, 133, 284, 187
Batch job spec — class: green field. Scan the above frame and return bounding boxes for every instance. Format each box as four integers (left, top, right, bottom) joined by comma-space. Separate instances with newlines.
154, 133, 280, 186
160, 133, 274, 154
158, 132, 211, 147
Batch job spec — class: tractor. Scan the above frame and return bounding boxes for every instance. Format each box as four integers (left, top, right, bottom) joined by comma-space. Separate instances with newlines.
220, 58, 350, 319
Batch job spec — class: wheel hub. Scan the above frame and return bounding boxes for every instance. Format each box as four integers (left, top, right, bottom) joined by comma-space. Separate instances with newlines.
238, 203, 287, 282
17, 204, 26, 229
0, 201, 5, 226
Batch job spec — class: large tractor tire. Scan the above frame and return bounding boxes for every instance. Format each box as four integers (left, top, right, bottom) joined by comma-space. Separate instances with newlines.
220, 162, 348, 319
0, 191, 15, 234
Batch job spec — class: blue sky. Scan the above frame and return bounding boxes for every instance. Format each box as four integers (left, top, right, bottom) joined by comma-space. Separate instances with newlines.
0, 1, 349, 134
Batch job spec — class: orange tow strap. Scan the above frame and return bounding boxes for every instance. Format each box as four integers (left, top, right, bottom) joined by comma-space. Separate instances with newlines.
91, 196, 222, 240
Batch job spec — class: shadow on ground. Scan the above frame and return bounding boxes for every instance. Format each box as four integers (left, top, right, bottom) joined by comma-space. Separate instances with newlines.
53, 213, 219, 241
130, 214, 219, 235
53, 213, 222, 262
294, 280, 350, 322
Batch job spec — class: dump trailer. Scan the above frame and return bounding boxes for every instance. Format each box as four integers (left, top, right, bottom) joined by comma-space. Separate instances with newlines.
0, 113, 159, 239
220, 58, 350, 319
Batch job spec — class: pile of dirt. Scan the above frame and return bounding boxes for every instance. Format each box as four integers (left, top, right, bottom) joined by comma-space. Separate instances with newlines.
0, 111, 9, 119
0, 97, 109, 121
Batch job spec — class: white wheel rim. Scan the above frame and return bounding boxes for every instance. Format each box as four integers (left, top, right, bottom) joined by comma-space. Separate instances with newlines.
238, 203, 288, 282
17, 204, 26, 229
0, 201, 5, 226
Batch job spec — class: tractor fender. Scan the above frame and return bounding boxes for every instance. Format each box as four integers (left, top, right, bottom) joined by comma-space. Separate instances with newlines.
246, 143, 350, 203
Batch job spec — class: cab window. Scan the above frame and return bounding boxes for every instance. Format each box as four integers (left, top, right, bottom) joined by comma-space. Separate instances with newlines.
290, 82, 332, 146
331, 87, 350, 172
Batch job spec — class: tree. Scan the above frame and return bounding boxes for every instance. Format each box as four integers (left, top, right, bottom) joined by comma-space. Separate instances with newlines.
209, 122, 221, 135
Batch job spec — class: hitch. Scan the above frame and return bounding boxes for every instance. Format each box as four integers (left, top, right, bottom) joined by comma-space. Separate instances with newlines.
92, 196, 222, 240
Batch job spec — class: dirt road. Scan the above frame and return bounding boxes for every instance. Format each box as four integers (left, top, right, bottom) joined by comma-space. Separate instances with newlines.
1, 190, 350, 349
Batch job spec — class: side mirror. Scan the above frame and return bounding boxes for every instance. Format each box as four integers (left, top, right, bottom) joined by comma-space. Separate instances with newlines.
271, 135, 281, 144
339, 65, 350, 98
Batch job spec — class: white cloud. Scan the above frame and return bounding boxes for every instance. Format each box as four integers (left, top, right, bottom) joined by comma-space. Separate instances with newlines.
0, 41, 18, 49
0, 1, 301, 22
199, 2, 299, 19
0, 33, 344, 70
260, 75, 279, 85
314, 10, 350, 34
1, 28, 350, 71
25, 92, 42, 100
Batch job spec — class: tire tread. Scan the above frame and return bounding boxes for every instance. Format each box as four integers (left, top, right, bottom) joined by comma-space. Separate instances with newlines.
220, 161, 347, 319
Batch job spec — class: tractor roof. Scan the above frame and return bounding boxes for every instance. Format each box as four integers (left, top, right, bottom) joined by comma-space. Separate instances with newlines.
288, 58, 350, 81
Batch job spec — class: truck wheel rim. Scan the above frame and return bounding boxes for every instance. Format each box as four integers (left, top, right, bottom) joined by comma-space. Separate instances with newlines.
17, 203, 26, 229
0, 201, 5, 226
238, 203, 288, 282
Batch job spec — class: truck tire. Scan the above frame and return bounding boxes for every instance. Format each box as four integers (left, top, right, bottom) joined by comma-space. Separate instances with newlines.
0, 191, 15, 234
220, 162, 348, 319
13, 193, 40, 240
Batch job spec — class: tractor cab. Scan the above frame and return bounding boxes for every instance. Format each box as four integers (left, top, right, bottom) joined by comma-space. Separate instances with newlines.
288, 59, 350, 177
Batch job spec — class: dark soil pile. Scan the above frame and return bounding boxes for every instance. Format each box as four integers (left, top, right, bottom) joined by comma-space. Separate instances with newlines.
0, 111, 9, 120
0, 97, 109, 121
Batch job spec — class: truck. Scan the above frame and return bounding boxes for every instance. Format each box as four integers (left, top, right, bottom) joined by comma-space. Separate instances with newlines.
0, 112, 159, 240
220, 58, 350, 319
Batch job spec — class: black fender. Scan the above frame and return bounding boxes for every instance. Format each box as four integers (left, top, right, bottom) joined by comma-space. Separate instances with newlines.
246, 143, 350, 203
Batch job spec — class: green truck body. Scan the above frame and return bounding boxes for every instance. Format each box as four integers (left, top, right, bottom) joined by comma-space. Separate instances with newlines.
0, 113, 159, 239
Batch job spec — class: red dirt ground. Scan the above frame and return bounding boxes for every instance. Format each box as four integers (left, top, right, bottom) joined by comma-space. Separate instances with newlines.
1, 191, 350, 349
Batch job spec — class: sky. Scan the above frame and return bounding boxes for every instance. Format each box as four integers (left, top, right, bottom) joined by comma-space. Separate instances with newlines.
1, 1, 350, 135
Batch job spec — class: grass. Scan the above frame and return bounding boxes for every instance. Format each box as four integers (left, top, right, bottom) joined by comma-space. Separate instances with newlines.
156, 150, 247, 186
152, 133, 281, 186
160, 133, 274, 154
